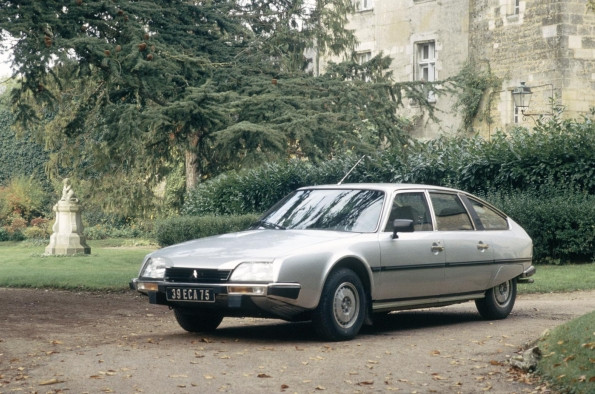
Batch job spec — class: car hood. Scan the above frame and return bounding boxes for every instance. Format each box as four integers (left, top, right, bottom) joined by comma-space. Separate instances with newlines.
149, 230, 361, 269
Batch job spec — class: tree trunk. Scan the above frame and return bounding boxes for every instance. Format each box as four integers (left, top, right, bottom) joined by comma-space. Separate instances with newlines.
185, 149, 199, 191
185, 133, 201, 191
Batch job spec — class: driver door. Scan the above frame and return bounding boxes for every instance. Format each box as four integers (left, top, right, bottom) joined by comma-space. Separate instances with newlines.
376, 191, 445, 301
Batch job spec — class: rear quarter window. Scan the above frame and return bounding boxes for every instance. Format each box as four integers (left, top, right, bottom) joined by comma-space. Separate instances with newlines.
468, 198, 509, 230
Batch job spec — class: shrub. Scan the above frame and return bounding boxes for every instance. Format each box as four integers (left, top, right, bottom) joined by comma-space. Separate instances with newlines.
0, 227, 8, 241
84, 221, 153, 240
23, 226, 49, 240
156, 214, 260, 246
0, 176, 49, 224
484, 189, 595, 264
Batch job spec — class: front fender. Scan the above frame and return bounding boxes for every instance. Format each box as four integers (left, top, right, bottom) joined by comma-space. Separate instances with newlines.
276, 237, 380, 310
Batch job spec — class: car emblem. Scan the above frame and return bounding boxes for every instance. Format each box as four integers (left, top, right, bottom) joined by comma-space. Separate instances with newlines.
192, 270, 198, 279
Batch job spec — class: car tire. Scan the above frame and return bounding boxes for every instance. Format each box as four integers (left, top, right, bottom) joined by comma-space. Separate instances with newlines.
312, 268, 367, 341
173, 308, 224, 333
475, 279, 517, 320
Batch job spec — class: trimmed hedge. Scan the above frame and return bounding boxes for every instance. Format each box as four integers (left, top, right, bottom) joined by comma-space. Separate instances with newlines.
184, 119, 595, 217
155, 214, 259, 247
484, 190, 595, 264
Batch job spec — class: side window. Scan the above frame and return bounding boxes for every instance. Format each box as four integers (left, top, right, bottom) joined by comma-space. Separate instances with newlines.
384, 192, 433, 231
468, 198, 509, 230
429, 193, 474, 231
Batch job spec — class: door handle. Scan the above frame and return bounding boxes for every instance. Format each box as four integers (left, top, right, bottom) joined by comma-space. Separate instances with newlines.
431, 242, 444, 253
477, 242, 489, 251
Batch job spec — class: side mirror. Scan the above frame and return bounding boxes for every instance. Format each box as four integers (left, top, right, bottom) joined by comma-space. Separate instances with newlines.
392, 219, 414, 239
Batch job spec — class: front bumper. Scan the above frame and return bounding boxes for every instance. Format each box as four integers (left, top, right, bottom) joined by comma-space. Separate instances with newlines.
130, 278, 304, 319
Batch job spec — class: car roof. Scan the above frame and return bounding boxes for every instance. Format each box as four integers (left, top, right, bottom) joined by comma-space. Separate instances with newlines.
299, 183, 464, 194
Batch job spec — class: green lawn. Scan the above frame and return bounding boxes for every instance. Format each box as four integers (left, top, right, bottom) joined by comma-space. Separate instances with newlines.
518, 263, 595, 294
0, 239, 156, 291
536, 311, 595, 394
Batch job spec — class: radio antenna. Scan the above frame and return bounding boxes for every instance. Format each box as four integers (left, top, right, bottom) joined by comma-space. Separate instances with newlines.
338, 155, 366, 185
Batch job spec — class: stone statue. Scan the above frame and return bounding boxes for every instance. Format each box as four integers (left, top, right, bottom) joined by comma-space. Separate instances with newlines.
45, 178, 90, 255
60, 178, 78, 202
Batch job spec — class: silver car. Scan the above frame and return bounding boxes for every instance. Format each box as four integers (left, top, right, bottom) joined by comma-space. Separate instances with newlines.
131, 184, 535, 341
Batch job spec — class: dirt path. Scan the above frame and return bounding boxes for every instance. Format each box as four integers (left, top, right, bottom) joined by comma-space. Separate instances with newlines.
1, 288, 593, 393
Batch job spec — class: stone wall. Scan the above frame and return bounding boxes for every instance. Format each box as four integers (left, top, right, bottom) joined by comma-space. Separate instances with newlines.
319, 0, 594, 139
320, 0, 471, 139
470, 0, 595, 135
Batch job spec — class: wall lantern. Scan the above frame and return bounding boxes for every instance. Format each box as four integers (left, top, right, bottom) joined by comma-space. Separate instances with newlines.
511, 82, 557, 122
512, 81, 532, 109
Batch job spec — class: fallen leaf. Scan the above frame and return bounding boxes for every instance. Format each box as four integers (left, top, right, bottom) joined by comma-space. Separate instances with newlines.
431, 350, 441, 356
563, 355, 575, 363
281, 384, 289, 391
589, 376, 595, 382
39, 378, 65, 385
257, 373, 272, 378
50, 340, 63, 345
357, 380, 374, 386
315, 386, 326, 390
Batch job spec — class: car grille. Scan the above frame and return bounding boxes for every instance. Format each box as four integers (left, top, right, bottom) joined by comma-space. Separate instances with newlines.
165, 268, 232, 283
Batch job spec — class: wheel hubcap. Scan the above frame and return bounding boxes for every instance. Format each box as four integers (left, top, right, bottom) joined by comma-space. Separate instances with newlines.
333, 282, 359, 328
495, 281, 511, 305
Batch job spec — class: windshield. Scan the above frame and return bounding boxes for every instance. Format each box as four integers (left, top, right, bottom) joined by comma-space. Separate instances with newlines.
255, 189, 385, 232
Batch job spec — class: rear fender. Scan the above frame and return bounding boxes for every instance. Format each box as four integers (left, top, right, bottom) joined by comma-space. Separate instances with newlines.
490, 264, 523, 288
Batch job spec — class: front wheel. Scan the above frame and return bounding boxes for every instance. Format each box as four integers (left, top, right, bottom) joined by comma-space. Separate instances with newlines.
312, 268, 367, 341
173, 308, 224, 333
475, 279, 517, 320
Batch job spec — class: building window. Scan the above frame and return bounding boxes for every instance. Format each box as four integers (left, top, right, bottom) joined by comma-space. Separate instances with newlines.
416, 41, 435, 82
355, 51, 371, 65
355, 51, 372, 81
514, 104, 521, 124
355, 0, 374, 12
507, 0, 520, 15
415, 41, 436, 102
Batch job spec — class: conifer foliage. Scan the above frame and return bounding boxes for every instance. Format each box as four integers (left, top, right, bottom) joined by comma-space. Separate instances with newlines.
0, 0, 409, 215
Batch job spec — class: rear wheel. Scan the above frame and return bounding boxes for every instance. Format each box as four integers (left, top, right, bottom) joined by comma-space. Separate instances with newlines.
312, 268, 367, 341
475, 279, 517, 320
173, 308, 224, 333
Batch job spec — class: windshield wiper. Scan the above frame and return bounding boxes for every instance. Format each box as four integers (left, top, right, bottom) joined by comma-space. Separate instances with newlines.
253, 220, 286, 230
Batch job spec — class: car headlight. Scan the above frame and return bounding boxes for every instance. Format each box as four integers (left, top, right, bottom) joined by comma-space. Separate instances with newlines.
230, 262, 275, 282
140, 257, 168, 279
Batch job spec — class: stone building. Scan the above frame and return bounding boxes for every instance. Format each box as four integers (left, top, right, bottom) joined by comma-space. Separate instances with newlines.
319, 0, 595, 139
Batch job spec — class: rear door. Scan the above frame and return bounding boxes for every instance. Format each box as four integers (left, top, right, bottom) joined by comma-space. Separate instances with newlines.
428, 192, 495, 295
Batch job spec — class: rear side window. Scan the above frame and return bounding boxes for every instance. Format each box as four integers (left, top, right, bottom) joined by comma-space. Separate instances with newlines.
468, 198, 509, 230
429, 193, 474, 231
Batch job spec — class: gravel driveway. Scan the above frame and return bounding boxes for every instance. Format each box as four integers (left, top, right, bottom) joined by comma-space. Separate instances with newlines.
1, 288, 593, 393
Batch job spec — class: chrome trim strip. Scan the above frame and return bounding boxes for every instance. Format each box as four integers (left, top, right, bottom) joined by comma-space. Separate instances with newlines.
372, 258, 532, 273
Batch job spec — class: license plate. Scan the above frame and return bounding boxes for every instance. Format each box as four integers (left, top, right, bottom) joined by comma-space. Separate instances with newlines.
166, 287, 215, 302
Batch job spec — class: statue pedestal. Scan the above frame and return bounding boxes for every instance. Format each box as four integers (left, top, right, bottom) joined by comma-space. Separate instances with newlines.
45, 200, 91, 255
